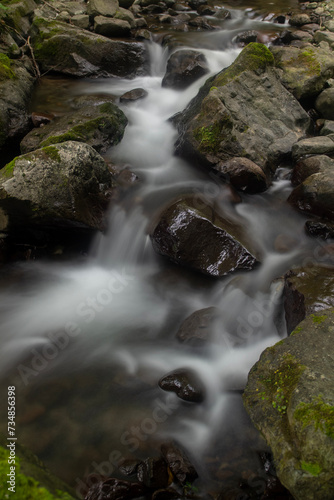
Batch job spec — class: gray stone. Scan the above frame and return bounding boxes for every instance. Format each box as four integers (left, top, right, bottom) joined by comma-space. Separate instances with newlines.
291, 155, 334, 186
162, 50, 209, 89
71, 14, 91, 30
315, 88, 334, 120
176, 307, 221, 344
289, 13, 312, 26
94, 15, 131, 37
20, 101, 128, 154
213, 157, 268, 193
114, 7, 136, 27
87, 0, 119, 17
0, 141, 111, 231
320, 120, 334, 135
271, 45, 334, 100
175, 43, 310, 176
243, 309, 334, 500
292, 136, 334, 160
120, 88, 148, 102
314, 29, 334, 48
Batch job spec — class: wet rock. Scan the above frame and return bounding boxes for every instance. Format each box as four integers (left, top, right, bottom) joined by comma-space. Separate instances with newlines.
30, 18, 148, 78
283, 266, 334, 334
137, 458, 169, 489
288, 13, 312, 26
31, 111, 53, 128
197, 5, 216, 16
176, 306, 221, 344
161, 442, 198, 485
162, 50, 209, 89
291, 136, 334, 161
290, 155, 334, 186
315, 88, 334, 120
243, 309, 334, 500
288, 169, 334, 220
305, 219, 334, 239
85, 478, 145, 500
188, 0, 207, 9
175, 43, 310, 176
270, 45, 334, 100
159, 368, 205, 402
20, 102, 127, 154
150, 197, 260, 277
118, 458, 141, 476
94, 16, 132, 37
188, 16, 216, 29
212, 157, 268, 194
0, 141, 111, 233
232, 30, 258, 46
214, 8, 231, 20
120, 88, 148, 102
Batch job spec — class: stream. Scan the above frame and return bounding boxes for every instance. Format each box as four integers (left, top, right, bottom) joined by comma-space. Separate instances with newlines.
0, 1, 324, 498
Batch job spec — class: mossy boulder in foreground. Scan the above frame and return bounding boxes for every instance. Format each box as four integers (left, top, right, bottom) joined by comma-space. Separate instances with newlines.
243, 310, 334, 500
175, 43, 311, 177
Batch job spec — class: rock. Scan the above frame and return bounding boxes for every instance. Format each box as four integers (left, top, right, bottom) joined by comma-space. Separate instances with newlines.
20, 102, 127, 154
137, 458, 169, 489
162, 49, 209, 89
289, 13, 312, 26
87, 0, 119, 18
270, 45, 334, 100
314, 29, 334, 48
243, 309, 334, 500
188, 0, 207, 9
0, 56, 35, 152
212, 157, 268, 193
120, 88, 148, 102
159, 368, 205, 402
188, 16, 216, 29
291, 155, 334, 186
115, 7, 136, 27
0, 141, 111, 232
94, 15, 132, 37
232, 30, 258, 46
288, 169, 334, 221
305, 219, 334, 239
30, 17, 148, 78
176, 306, 221, 344
320, 120, 334, 136
214, 8, 231, 20
197, 5, 216, 16
175, 43, 310, 176
152, 489, 180, 500
85, 478, 145, 500
161, 442, 198, 485
119, 0, 135, 7
291, 136, 334, 161
150, 197, 260, 277
315, 88, 334, 120
283, 266, 334, 334
71, 14, 91, 30
2, 0, 37, 37
31, 111, 53, 128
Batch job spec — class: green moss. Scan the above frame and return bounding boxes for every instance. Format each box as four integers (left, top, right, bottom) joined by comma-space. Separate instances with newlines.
0, 52, 16, 80
294, 396, 334, 439
41, 131, 85, 147
310, 313, 327, 324
260, 353, 306, 416
0, 446, 73, 499
291, 325, 303, 335
42, 146, 61, 163
301, 461, 322, 476
1, 157, 17, 177
297, 49, 321, 77
99, 102, 115, 114
193, 112, 234, 154
212, 43, 275, 88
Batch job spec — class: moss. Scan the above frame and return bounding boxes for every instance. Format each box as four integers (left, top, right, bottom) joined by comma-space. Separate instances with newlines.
41, 130, 85, 147
42, 146, 61, 163
193, 113, 233, 154
0, 446, 74, 499
297, 49, 321, 77
212, 43, 275, 88
294, 395, 334, 439
1, 157, 17, 177
0, 52, 16, 80
260, 353, 306, 416
310, 313, 327, 324
291, 325, 303, 335
99, 102, 115, 114
301, 461, 322, 476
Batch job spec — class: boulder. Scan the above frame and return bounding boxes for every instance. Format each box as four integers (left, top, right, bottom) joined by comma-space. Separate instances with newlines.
291, 155, 334, 186
320, 120, 334, 135
120, 88, 148, 102
174, 43, 310, 177
0, 55, 35, 152
176, 306, 221, 344
20, 102, 128, 154
2, 0, 37, 37
288, 169, 334, 220
291, 136, 334, 161
161, 442, 198, 485
283, 266, 334, 334
30, 17, 148, 78
137, 458, 169, 489
243, 309, 334, 500
150, 197, 260, 277
87, 0, 119, 17
232, 30, 258, 46
314, 29, 334, 49
212, 157, 268, 193
159, 368, 205, 402
270, 45, 334, 100
0, 141, 112, 232
305, 219, 334, 239
94, 15, 132, 37
288, 13, 312, 26
162, 49, 209, 89
315, 88, 334, 120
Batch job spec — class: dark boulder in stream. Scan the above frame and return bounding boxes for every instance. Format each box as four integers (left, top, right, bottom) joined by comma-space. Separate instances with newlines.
174, 43, 311, 177
150, 197, 260, 277
159, 368, 205, 402
176, 306, 221, 344
162, 49, 209, 89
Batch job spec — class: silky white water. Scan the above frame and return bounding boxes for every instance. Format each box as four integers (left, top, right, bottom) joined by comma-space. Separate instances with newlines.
0, 16, 324, 496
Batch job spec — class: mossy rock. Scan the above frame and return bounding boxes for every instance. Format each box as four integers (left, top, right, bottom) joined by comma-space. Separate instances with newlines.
20, 101, 128, 154
270, 45, 334, 100
243, 309, 334, 500
0, 434, 75, 499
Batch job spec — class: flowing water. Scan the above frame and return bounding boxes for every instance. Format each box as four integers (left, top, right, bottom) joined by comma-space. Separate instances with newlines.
0, 3, 324, 498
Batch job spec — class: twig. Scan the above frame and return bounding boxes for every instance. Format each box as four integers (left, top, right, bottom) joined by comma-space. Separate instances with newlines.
26, 35, 41, 78
41, 0, 61, 13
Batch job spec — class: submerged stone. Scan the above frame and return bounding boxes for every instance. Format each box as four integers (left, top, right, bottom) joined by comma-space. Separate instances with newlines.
159, 368, 205, 402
